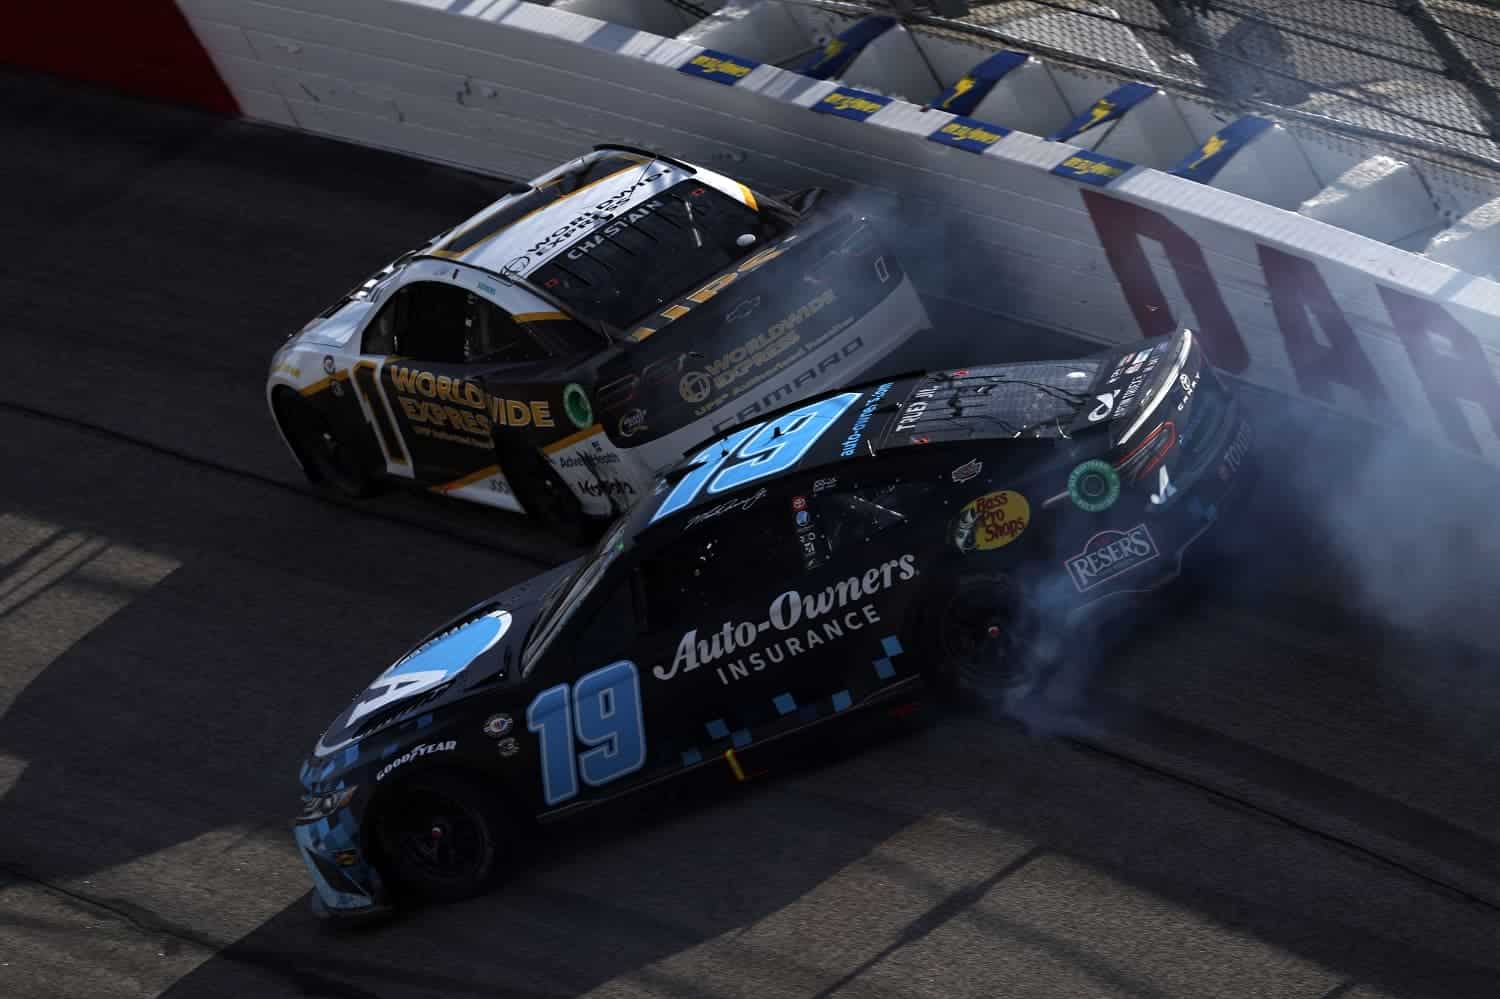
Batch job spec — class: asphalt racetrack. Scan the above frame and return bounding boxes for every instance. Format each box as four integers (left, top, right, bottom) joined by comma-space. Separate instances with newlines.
4, 69, 1500, 999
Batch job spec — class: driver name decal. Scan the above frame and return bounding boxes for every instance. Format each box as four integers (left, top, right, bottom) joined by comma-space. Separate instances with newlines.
654, 555, 918, 686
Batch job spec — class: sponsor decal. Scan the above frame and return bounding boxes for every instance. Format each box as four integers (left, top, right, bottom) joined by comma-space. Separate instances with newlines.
1052, 150, 1133, 187
322, 355, 336, 375
1089, 391, 1117, 422
893, 384, 940, 434
684, 487, 767, 529
724, 334, 865, 427
792, 495, 807, 512
273, 362, 301, 379
687, 289, 838, 413
1065, 524, 1159, 592
618, 408, 647, 438
487, 476, 512, 496
578, 479, 636, 499
563, 383, 593, 430
477, 280, 499, 295
387, 364, 553, 449
840, 381, 893, 458
652, 554, 919, 685
1176, 371, 1199, 411
316, 610, 511, 758
565, 200, 667, 262
955, 490, 1031, 552
928, 116, 1010, 153
950, 459, 983, 483
516, 165, 673, 267
795, 510, 810, 527
679, 49, 761, 85
812, 87, 892, 121
1149, 464, 1178, 507
496, 737, 519, 758
726, 296, 762, 323
812, 476, 838, 494
1068, 459, 1120, 513
680, 370, 713, 404
333, 849, 359, 867
483, 713, 513, 738
331, 382, 344, 398
1220, 419, 1252, 480
558, 451, 621, 470
376, 740, 457, 781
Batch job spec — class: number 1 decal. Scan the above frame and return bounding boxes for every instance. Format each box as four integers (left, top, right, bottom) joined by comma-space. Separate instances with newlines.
651, 391, 862, 523
526, 660, 647, 806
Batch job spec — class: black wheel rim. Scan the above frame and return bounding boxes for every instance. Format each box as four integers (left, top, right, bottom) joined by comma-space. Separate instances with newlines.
937, 578, 1033, 690
288, 404, 364, 493
390, 787, 487, 884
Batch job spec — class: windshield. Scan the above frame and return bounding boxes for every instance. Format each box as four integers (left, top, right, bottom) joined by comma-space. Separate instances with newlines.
529, 179, 781, 329
522, 517, 632, 673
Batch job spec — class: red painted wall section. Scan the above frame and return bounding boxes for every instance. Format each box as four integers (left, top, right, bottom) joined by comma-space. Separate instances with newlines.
4, 1, 238, 114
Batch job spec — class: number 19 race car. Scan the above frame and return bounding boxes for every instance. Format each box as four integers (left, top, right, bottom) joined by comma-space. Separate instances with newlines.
266, 145, 929, 537
294, 327, 1253, 917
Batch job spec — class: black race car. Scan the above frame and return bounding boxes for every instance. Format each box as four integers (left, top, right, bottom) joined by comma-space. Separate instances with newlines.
294, 327, 1252, 917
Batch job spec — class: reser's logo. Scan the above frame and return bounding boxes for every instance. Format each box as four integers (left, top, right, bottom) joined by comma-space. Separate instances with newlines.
1065, 524, 1159, 592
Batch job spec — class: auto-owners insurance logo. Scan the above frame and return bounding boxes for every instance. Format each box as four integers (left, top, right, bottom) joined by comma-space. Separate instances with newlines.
653, 554, 918, 687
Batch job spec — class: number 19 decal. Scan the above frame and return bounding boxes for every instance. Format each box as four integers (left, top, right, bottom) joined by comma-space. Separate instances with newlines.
526, 660, 646, 806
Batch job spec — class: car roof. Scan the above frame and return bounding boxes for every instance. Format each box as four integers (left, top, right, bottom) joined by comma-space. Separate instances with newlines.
627, 354, 1121, 534
422, 149, 759, 281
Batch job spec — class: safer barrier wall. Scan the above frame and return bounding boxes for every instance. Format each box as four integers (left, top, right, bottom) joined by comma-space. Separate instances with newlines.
178, 0, 1500, 463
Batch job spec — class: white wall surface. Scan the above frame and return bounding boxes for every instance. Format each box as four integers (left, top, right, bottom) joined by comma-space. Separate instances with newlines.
179, 0, 1500, 464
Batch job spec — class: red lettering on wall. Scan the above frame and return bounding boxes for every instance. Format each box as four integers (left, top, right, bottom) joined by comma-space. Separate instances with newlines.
1378, 286, 1500, 452
1258, 245, 1399, 423
1080, 191, 1249, 372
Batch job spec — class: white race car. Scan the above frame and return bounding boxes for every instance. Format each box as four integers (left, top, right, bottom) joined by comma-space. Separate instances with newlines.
266, 145, 930, 538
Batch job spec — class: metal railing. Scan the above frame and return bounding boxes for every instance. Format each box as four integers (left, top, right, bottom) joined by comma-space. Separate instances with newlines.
817, 0, 1500, 180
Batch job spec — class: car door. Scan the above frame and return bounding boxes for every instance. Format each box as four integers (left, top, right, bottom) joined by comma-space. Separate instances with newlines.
628, 498, 876, 767
362, 280, 553, 491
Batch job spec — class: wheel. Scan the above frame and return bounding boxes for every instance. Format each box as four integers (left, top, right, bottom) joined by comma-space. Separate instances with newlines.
371, 771, 513, 904
499, 443, 597, 545
921, 572, 1046, 709
274, 390, 378, 498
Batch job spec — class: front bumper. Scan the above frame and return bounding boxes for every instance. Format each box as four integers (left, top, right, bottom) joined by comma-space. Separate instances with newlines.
294, 815, 392, 919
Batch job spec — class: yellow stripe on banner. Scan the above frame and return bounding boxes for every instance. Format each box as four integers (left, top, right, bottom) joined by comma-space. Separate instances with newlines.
299, 369, 350, 397
431, 464, 502, 493
541, 424, 603, 455
512, 311, 569, 323
725, 748, 747, 782
737, 183, 759, 212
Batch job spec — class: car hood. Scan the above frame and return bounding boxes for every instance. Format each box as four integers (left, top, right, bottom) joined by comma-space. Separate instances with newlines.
310, 563, 575, 760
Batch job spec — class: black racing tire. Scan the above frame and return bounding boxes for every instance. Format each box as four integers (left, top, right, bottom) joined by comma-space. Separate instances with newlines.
919, 571, 1047, 710
499, 443, 596, 546
370, 771, 515, 905
273, 390, 379, 499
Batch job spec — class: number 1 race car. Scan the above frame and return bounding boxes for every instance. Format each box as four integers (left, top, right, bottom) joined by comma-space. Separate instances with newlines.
266, 145, 929, 537
294, 327, 1253, 917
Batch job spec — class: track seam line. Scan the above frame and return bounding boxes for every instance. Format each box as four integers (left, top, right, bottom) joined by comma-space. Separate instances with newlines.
1060, 733, 1500, 916
0, 398, 564, 569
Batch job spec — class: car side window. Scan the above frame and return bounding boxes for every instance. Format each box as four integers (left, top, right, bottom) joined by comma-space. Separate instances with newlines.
815, 481, 937, 555
363, 281, 469, 361
570, 576, 639, 667
465, 296, 552, 365
639, 505, 799, 633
